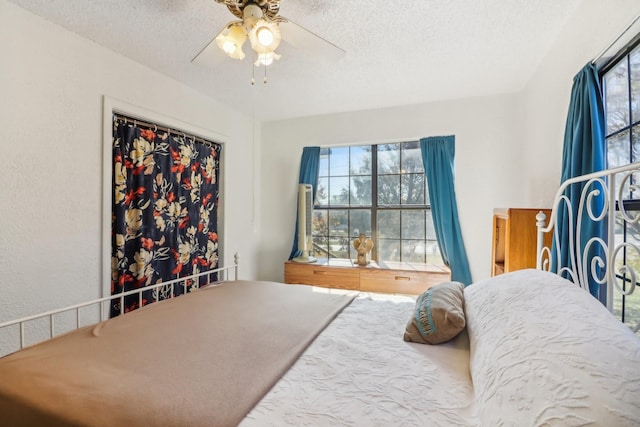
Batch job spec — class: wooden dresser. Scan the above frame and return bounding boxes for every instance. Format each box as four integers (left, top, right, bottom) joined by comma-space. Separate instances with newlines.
491, 208, 551, 276
284, 259, 451, 295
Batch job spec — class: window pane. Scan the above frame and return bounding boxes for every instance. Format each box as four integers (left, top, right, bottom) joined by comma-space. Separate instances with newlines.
329, 147, 349, 176
633, 124, 640, 163
329, 237, 349, 259
312, 209, 328, 236
312, 237, 328, 258
633, 125, 640, 199
604, 60, 630, 135
426, 241, 444, 265
350, 146, 371, 175
316, 177, 328, 206
425, 183, 431, 206
378, 144, 400, 174
426, 210, 437, 240
607, 130, 630, 169
401, 142, 424, 173
318, 148, 329, 177
378, 239, 400, 262
329, 176, 349, 205
631, 46, 640, 123
312, 209, 328, 259
607, 131, 635, 199
401, 210, 425, 239
378, 175, 400, 205
350, 176, 371, 206
312, 242, 327, 260
377, 210, 400, 238
613, 216, 640, 329
401, 173, 425, 205
401, 240, 426, 263
350, 209, 371, 238
328, 210, 348, 237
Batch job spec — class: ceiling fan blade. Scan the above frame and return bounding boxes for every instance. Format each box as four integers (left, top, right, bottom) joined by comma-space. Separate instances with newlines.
279, 19, 345, 63
191, 32, 228, 69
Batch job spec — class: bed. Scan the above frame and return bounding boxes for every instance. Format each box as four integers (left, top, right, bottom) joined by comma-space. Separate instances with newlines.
1, 165, 640, 426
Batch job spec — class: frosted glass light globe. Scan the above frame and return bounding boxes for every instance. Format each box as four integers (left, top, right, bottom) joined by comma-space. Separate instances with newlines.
256, 26, 274, 47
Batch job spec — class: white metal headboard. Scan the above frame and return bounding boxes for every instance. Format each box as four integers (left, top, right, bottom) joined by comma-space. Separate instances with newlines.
536, 163, 640, 330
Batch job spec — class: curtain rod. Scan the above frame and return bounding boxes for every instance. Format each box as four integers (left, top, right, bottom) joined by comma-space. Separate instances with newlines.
593, 11, 640, 63
113, 113, 221, 149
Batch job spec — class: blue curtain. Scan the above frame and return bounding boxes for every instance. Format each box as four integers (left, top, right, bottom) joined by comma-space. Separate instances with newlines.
420, 136, 472, 285
553, 63, 606, 299
288, 147, 321, 260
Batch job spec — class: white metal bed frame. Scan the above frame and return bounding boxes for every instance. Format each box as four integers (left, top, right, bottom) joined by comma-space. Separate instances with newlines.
0, 254, 239, 354
536, 163, 640, 331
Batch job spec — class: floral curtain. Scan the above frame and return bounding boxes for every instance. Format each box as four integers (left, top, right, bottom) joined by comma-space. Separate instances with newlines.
111, 116, 221, 316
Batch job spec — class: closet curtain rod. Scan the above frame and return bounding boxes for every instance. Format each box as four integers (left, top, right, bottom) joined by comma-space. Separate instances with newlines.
593, 11, 640, 63
113, 113, 220, 148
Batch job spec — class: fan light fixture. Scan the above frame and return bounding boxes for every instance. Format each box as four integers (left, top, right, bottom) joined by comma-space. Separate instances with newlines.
197, 0, 345, 81
214, 0, 282, 67
215, 24, 247, 60
255, 51, 281, 67
256, 26, 274, 46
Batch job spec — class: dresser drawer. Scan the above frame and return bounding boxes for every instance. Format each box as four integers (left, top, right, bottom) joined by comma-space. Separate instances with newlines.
359, 269, 450, 294
284, 263, 360, 290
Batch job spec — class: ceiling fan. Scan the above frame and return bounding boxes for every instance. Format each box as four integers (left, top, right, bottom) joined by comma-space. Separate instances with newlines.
192, 0, 344, 73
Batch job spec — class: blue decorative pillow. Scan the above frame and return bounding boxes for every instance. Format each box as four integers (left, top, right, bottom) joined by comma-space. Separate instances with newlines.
403, 281, 466, 344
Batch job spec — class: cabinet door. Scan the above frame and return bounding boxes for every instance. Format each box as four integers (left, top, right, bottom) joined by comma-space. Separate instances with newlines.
359, 269, 450, 294
285, 263, 360, 290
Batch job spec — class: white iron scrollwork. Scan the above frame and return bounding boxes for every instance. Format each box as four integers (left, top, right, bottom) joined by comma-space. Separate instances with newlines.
536, 163, 640, 332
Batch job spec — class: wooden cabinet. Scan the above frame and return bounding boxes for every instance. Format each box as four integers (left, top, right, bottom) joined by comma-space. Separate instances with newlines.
284, 261, 360, 291
285, 259, 451, 295
491, 208, 551, 276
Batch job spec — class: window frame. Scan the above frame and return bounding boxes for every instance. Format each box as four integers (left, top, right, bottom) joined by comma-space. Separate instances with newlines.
601, 33, 640, 170
312, 141, 443, 268
600, 34, 640, 327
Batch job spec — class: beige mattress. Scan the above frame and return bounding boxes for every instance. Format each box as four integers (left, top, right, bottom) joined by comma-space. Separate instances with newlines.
0, 280, 354, 427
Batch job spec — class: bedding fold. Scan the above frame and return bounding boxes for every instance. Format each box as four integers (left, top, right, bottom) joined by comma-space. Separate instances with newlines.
0, 280, 354, 427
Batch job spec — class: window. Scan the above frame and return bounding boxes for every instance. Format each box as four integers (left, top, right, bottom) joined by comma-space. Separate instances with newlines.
602, 36, 640, 329
603, 41, 640, 169
311, 142, 445, 268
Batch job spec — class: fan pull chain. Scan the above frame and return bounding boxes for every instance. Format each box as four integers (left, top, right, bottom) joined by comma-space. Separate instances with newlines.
251, 59, 255, 85
250, 53, 269, 85
264, 62, 268, 84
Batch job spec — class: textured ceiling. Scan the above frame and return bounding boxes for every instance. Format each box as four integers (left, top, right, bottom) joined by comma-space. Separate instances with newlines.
7, 0, 582, 121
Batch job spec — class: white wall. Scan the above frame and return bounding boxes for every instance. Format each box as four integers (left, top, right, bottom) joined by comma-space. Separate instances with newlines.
258, 94, 525, 284
521, 0, 640, 206
0, 1, 258, 354
3, 0, 640, 355
258, 0, 640, 286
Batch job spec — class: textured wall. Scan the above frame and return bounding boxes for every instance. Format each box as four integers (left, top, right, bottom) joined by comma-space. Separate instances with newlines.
0, 1, 258, 355
259, 94, 524, 285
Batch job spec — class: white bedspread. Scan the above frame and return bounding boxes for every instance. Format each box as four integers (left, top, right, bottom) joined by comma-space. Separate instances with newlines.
244, 271, 640, 426
465, 269, 640, 426
242, 293, 475, 426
